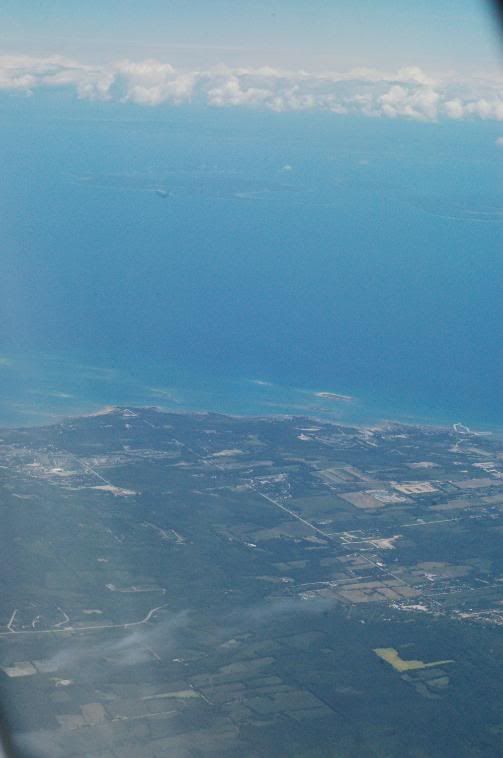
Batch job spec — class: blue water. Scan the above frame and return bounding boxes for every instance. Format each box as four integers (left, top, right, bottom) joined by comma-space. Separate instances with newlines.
0, 94, 502, 428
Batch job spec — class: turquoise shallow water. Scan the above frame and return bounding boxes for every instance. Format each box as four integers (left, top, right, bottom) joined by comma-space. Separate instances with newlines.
0, 96, 501, 430
0, 351, 497, 432
0, 352, 373, 427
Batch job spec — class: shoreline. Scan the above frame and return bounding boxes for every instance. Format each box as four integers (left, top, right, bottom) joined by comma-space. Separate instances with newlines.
0, 352, 500, 435
1, 401, 500, 438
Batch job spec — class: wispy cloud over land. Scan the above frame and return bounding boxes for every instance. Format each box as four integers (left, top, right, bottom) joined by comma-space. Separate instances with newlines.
1, 54, 502, 121
38, 610, 189, 674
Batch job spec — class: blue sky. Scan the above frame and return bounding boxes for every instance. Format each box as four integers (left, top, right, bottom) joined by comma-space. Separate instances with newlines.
0, 0, 500, 73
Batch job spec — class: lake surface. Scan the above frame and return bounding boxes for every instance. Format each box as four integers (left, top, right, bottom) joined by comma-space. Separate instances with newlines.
0, 95, 501, 428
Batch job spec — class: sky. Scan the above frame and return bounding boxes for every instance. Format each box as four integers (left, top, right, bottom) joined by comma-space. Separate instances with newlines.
0, 1, 501, 72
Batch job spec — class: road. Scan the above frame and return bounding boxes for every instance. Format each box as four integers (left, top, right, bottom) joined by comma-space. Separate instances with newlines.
0, 604, 168, 637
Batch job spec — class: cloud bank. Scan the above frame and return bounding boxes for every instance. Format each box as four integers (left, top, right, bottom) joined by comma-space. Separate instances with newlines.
1, 54, 502, 121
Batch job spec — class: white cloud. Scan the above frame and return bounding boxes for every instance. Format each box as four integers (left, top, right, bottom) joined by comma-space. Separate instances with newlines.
0, 54, 112, 100
113, 59, 197, 105
206, 75, 271, 107
0, 54, 502, 122
379, 84, 440, 121
496, 136, 503, 147
464, 98, 503, 121
395, 66, 437, 87
444, 98, 465, 119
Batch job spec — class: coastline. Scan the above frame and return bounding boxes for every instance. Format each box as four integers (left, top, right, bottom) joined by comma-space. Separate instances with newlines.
0, 352, 500, 435
1, 400, 500, 441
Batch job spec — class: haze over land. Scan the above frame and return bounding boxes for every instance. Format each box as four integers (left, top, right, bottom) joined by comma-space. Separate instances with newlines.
1, 408, 503, 756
